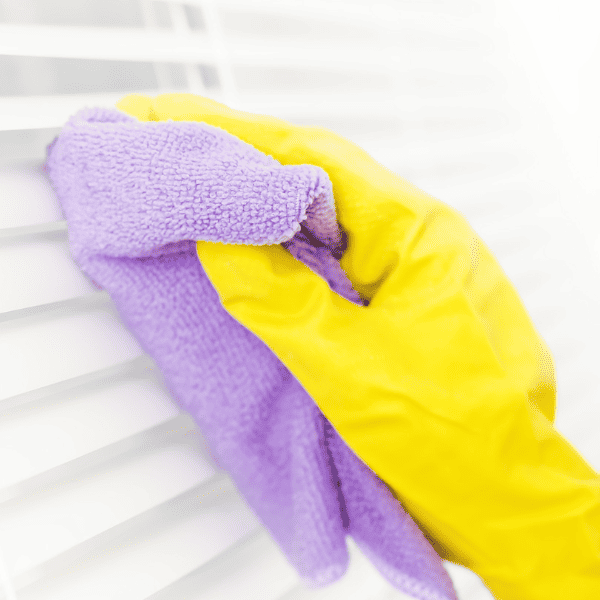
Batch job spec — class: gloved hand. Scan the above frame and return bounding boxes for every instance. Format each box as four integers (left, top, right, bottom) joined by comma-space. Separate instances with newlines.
47, 100, 459, 600
118, 93, 600, 600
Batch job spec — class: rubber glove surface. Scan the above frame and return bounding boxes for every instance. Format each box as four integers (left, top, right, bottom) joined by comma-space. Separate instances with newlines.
118, 93, 600, 600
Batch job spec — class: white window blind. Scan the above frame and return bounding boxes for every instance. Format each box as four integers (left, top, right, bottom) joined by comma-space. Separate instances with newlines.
1, 1, 599, 599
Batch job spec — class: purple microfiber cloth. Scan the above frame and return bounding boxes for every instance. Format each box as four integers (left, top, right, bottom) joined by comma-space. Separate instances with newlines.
44, 107, 458, 600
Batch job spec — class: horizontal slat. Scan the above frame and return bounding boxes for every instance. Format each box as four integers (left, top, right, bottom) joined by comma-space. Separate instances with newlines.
0, 377, 181, 490
220, 19, 490, 56
210, 0, 488, 29
15, 483, 261, 600
0, 164, 63, 228
234, 64, 500, 102
0, 232, 95, 313
0, 92, 166, 132
0, 353, 153, 417
0, 90, 389, 131
0, 443, 216, 579
0, 89, 509, 132
0, 25, 214, 63
0, 22, 488, 66
231, 36, 487, 72
0, 303, 143, 401
0, 129, 61, 168
145, 528, 300, 600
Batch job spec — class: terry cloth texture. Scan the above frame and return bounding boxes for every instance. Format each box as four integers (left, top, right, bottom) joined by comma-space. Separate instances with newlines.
44, 107, 458, 600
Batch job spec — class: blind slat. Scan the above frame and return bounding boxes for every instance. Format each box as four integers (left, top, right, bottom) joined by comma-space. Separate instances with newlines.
0, 92, 173, 132
0, 90, 507, 133
0, 377, 181, 490
145, 529, 300, 600
0, 444, 216, 580
0, 24, 214, 63
0, 233, 95, 314
212, 0, 486, 30
0, 305, 143, 402
0, 22, 487, 66
0, 165, 63, 228
14, 486, 261, 600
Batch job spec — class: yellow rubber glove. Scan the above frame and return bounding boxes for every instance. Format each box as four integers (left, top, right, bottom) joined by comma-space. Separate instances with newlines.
117, 93, 600, 600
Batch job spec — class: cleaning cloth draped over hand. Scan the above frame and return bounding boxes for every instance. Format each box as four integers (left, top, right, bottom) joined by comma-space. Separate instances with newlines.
44, 106, 458, 600
114, 93, 600, 600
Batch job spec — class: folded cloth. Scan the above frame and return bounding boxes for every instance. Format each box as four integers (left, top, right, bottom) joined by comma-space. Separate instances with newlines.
44, 106, 458, 600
